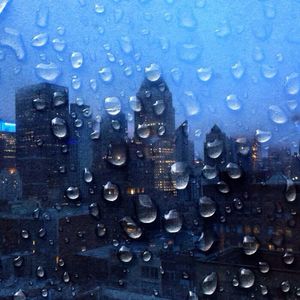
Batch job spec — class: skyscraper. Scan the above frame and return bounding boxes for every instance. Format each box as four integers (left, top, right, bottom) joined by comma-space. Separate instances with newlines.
0, 120, 16, 171
16, 83, 71, 207
134, 77, 176, 193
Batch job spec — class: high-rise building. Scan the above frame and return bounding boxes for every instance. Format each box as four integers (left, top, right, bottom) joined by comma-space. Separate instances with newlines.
0, 120, 16, 171
134, 77, 176, 193
16, 83, 72, 207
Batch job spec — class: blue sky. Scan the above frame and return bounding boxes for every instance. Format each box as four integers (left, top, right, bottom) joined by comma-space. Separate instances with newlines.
0, 0, 299, 153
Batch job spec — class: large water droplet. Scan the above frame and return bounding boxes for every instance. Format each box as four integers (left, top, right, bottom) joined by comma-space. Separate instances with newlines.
99, 67, 113, 83
268, 105, 287, 124
164, 209, 183, 233
0, 27, 25, 60
120, 216, 142, 239
177, 42, 201, 63
137, 123, 151, 139
196, 231, 215, 252
171, 162, 189, 190
66, 186, 80, 201
285, 72, 300, 95
238, 268, 255, 288
107, 143, 127, 166
242, 235, 259, 255
261, 64, 277, 79
51, 117, 68, 139
52, 38, 66, 52
202, 272, 218, 295
197, 67, 213, 82
255, 129, 272, 143
199, 196, 216, 218
281, 281, 290, 293
83, 168, 93, 183
206, 139, 223, 159
142, 250, 152, 262
286, 178, 296, 202
31, 33, 48, 47
231, 61, 245, 79
71, 51, 83, 69
283, 251, 295, 265
258, 261, 270, 273
136, 194, 157, 224
118, 245, 133, 263
35, 62, 61, 81
226, 162, 242, 179
226, 94, 241, 111
202, 165, 218, 180
145, 63, 161, 82
129, 96, 142, 112
103, 181, 119, 202
104, 97, 121, 116
13, 290, 26, 300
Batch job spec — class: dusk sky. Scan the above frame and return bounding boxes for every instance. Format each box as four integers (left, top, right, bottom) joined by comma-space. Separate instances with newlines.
0, 0, 299, 154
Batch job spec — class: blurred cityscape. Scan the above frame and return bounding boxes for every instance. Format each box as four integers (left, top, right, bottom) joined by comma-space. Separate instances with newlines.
0, 77, 299, 299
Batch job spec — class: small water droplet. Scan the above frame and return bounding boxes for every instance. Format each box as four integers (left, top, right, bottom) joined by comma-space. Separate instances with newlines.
103, 181, 119, 202
199, 196, 216, 218
51, 117, 68, 138
120, 216, 142, 239
238, 268, 255, 288
231, 61, 245, 79
164, 209, 183, 233
197, 67, 213, 82
226, 94, 241, 111
171, 162, 189, 190
145, 63, 161, 82
99, 67, 113, 83
35, 62, 61, 81
136, 194, 157, 224
268, 105, 287, 124
71, 51, 83, 69
31, 33, 48, 47
202, 272, 218, 295
118, 245, 133, 263
242, 235, 259, 255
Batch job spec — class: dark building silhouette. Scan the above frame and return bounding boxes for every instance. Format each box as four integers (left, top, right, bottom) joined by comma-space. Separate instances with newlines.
15, 83, 73, 208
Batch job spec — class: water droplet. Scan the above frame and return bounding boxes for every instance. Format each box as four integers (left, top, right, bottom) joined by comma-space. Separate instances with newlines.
258, 261, 270, 273
170, 67, 183, 84
119, 35, 134, 54
36, 4, 48, 27
35, 62, 61, 81
283, 251, 295, 265
268, 105, 287, 124
89, 202, 100, 219
261, 64, 277, 79
0, 27, 25, 60
71, 51, 83, 69
153, 100, 166, 115
103, 181, 119, 201
96, 223, 106, 237
226, 94, 241, 111
36, 266, 45, 278
62, 271, 70, 283
197, 67, 213, 82
171, 162, 189, 190
164, 209, 183, 233
120, 216, 142, 239
21, 229, 29, 239
196, 231, 215, 252
13, 289, 26, 300
178, 9, 197, 30
33, 97, 46, 111
129, 96, 142, 112
242, 235, 259, 255
52, 38, 66, 52
252, 46, 264, 62
281, 281, 290, 293
137, 123, 151, 139
215, 21, 231, 38
226, 162, 242, 179
285, 72, 300, 95
217, 181, 230, 193
118, 245, 133, 263
136, 194, 157, 224
182, 91, 200, 116
104, 97, 121, 116
202, 272, 218, 295
236, 137, 250, 155
177, 43, 201, 63
187, 291, 198, 300
231, 61, 245, 79
199, 196, 216, 218
255, 129, 272, 143
99, 67, 113, 83
13, 256, 24, 268
94, 3, 105, 14
238, 268, 255, 288
51, 117, 68, 138
31, 33, 48, 47
142, 250, 152, 262
66, 186, 80, 201
107, 143, 127, 166
202, 165, 218, 180
41, 289, 48, 298
286, 178, 296, 202
145, 63, 161, 82
0, 0, 11, 15
83, 168, 93, 183
206, 139, 223, 159
71, 75, 81, 90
